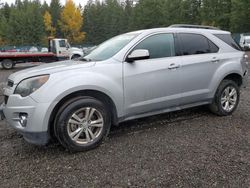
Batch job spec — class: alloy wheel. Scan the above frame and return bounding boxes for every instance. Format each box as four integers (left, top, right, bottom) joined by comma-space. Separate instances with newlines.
220, 86, 238, 112
67, 107, 104, 145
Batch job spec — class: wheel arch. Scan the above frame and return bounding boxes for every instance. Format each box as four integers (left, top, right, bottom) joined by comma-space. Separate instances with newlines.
223, 73, 243, 86
210, 70, 243, 98
48, 89, 119, 140
70, 54, 82, 60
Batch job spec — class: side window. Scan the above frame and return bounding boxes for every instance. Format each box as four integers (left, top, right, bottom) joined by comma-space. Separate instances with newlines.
179, 33, 218, 55
214, 34, 242, 51
133, 33, 175, 59
208, 40, 219, 53
59, 40, 66, 48
52, 40, 56, 54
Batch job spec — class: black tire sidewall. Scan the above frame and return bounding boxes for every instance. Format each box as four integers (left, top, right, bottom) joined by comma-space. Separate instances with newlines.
55, 97, 111, 152
2, 59, 14, 69
71, 54, 81, 60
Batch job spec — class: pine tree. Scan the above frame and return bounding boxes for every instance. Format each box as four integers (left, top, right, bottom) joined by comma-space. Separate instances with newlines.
49, 0, 62, 37
231, 0, 250, 33
6, 0, 45, 45
200, 0, 231, 30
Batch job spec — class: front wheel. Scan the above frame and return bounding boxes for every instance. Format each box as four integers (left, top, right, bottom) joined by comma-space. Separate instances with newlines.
1, 59, 14, 69
71, 54, 81, 60
54, 97, 111, 152
209, 79, 240, 116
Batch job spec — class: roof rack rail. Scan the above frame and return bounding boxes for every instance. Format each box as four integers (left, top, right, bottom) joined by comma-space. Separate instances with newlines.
169, 24, 220, 30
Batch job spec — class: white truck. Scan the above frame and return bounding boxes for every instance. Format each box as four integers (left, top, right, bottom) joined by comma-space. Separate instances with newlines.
239, 34, 250, 50
0, 38, 84, 69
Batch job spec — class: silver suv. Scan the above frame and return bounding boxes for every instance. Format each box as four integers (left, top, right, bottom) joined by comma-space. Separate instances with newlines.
0, 25, 248, 152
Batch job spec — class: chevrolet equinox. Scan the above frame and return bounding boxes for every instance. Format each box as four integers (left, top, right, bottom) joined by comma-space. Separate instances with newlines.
0, 25, 248, 152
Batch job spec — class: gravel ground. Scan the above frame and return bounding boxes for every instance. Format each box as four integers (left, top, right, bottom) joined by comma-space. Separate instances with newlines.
0, 57, 249, 187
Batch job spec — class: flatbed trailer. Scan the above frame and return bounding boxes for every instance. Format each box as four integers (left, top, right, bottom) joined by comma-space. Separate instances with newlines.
0, 38, 84, 69
0, 52, 67, 69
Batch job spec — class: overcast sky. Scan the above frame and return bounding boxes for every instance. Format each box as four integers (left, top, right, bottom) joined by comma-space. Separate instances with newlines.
1, 0, 89, 6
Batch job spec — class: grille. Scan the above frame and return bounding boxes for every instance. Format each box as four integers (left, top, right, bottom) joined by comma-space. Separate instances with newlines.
7, 80, 14, 87
4, 95, 9, 104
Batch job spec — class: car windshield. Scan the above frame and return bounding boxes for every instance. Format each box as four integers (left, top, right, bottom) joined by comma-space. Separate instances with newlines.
83, 33, 139, 61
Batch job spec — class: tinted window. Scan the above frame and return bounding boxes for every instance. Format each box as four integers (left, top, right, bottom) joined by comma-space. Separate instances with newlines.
208, 40, 219, 53
179, 33, 215, 55
133, 34, 175, 59
214, 34, 242, 51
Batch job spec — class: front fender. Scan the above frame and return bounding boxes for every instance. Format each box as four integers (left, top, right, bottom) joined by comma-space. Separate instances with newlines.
31, 70, 123, 131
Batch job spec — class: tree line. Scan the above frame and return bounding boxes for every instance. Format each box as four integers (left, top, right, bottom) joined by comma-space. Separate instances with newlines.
0, 0, 249, 46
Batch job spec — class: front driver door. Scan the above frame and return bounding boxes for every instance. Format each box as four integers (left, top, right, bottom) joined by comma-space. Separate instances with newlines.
123, 33, 183, 117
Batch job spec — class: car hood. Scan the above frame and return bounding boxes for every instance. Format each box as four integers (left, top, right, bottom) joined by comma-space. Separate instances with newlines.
9, 60, 96, 84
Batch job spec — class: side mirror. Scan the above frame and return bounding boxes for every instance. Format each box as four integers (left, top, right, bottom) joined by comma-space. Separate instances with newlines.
126, 49, 150, 62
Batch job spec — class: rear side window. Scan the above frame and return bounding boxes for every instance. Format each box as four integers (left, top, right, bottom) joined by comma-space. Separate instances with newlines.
133, 33, 175, 59
208, 40, 219, 53
214, 34, 242, 51
179, 33, 219, 55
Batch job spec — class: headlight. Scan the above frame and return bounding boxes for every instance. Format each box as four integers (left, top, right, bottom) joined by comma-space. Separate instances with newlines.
14, 75, 49, 97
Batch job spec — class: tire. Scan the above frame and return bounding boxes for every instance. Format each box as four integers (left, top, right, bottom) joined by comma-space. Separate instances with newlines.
1, 59, 14, 69
209, 79, 240, 116
71, 54, 81, 60
54, 96, 111, 152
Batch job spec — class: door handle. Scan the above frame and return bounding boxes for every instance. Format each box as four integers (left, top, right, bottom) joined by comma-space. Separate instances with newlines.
211, 57, 219, 63
168, 63, 181, 70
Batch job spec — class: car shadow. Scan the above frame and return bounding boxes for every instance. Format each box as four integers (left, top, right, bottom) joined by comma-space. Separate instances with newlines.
109, 106, 212, 137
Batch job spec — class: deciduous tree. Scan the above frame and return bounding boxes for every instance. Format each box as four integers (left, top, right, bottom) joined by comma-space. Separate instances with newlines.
59, 0, 85, 44
44, 11, 56, 37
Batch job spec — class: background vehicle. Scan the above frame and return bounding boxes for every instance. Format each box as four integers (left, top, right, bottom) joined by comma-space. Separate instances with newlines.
239, 34, 250, 50
1, 25, 248, 152
0, 38, 84, 69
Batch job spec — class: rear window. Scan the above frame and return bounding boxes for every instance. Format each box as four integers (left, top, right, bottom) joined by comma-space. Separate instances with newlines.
214, 34, 242, 51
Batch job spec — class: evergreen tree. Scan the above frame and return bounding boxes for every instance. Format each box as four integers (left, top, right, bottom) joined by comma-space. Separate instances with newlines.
200, 0, 232, 30
49, 0, 62, 37
231, 0, 250, 33
6, 0, 45, 45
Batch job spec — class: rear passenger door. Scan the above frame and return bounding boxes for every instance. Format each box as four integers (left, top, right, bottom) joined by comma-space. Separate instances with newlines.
177, 33, 220, 105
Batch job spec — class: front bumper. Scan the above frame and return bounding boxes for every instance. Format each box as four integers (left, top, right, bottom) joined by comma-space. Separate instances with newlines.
2, 94, 52, 145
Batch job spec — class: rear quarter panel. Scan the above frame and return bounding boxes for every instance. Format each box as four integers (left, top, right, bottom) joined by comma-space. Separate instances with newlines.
208, 51, 245, 98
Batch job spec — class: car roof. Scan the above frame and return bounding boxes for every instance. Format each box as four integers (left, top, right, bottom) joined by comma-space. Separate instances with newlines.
128, 27, 230, 36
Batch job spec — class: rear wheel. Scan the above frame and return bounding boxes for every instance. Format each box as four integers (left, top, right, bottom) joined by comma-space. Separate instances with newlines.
54, 97, 111, 152
209, 79, 240, 116
1, 59, 14, 69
